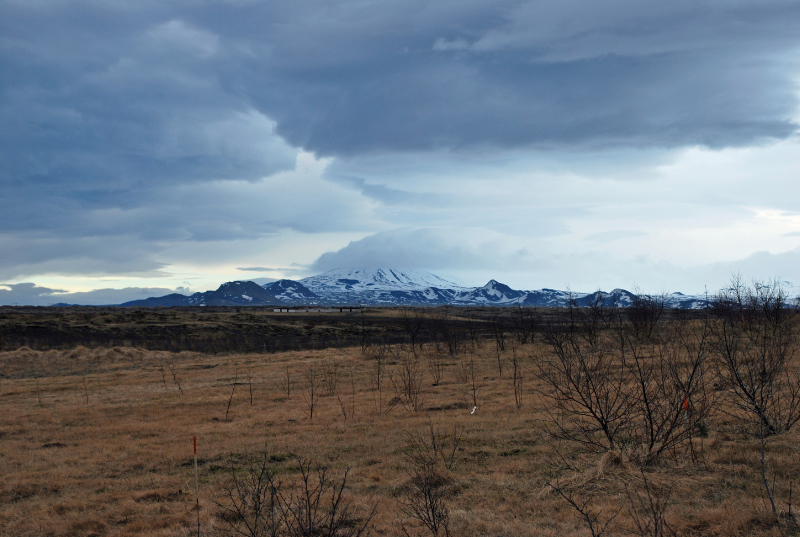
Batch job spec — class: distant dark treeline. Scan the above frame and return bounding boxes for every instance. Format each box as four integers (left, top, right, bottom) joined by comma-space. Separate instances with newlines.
0, 302, 710, 354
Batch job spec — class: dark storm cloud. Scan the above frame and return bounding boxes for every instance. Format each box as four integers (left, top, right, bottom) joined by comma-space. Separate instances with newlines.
2, 0, 799, 278
230, 0, 800, 154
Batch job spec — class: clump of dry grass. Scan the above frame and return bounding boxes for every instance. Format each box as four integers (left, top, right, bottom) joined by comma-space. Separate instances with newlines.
1, 317, 800, 536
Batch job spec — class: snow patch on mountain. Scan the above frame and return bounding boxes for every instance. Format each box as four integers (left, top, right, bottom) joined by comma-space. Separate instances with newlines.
300, 268, 469, 294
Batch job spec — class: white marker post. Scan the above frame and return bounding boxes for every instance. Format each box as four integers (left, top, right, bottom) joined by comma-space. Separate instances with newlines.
194, 435, 199, 537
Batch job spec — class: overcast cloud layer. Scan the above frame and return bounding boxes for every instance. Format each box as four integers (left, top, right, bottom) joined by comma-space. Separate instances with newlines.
2, 1, 800, 303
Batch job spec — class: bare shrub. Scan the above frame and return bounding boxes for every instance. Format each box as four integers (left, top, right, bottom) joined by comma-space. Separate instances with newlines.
624, 469, 676, 537
425, 351, 444, 387
278, 457, 376, 537
391, 350, 423, 412
323, 359, 340, 397
710, 276, 800, 435
511, 344, 523, 410
369, 345, 388, 415
538, 312, 715, 464
399, 466, 452, 537
548, 480, 619, 537
405, 419, 464, 472
536, 323, 635, 451
623, 319, 716, 464
401, 309, 426, 354
225, 368, 239, 421
302, 365, 322, 420
215, 451, 283, 537
216, 452, 376, 537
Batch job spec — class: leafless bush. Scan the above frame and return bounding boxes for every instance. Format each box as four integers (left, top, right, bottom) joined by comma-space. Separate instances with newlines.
283, 365, 292, 400
511, 344, 523, 410
401, 309, 426, 354
168, 362, 184, 395
391, 350, 423, 412
536, 325, 635, 451
337, 368, 357, 420
624, 469, 676, 537
623, 320, 716, 464
465, 316, 482, 351
429, 309, 463, 357
538, 316, 715, 464
548, 480, 619, 537
225, 368, 239, 421
399, 466, 452, 537
405, 419, 464, 472
215, 451, 283, 537
323, 359, 340, 397
626, 289, 666, 342
491, 313, 506, 353
513, 303, 537, 345
216, 452, 376, 537
278, 457, 377, 537
369, 346, 388, 415
426, 351, 444, 387
302, 366, 322, 420
465, 353, 483, 409
711, 276, 800, 435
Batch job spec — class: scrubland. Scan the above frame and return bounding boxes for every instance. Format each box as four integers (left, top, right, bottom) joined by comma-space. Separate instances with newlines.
1, 293, 800, 536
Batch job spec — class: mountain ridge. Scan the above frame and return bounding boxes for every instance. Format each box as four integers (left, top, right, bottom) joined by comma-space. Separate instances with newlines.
119, 268, 709, 309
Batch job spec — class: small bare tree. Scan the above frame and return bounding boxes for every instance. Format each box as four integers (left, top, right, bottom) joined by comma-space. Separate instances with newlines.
405, 419, 464, 472
399, 465, 452, 537
369, 346, 388, 415
548, 480, 619, 537
536, 325, 635, 451
284, 365, 292, 399
168, 362, 184, 395
278, 457, 377, 537
511, 344, 523, 410
225, 368, 239, 421
711, 276, 800, 435
216, 451, 376, 537
624, 469, 676, 537
302, 366, 322, 420
323, 359, 340, 397
466, 353, 483, 410
391, 350, 424, 412
215, 451, 283, 537
426, 351, 444, 387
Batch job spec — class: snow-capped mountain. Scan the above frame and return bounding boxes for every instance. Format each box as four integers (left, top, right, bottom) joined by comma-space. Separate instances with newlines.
300, 268, 468, 293
120, 268, 710, 309
122, 281, 278, 307
263, 279, 319, 301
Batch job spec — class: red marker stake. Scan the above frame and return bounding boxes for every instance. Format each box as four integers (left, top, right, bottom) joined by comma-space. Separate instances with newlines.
193, 436, 199, 537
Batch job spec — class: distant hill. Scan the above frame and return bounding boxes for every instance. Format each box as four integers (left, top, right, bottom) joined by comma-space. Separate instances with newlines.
121, 281, 279, 307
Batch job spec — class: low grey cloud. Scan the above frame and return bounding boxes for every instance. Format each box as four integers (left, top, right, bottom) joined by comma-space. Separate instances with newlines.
311, 228, 534, 274
310, 228, 800, 294
0, 283, 180, 306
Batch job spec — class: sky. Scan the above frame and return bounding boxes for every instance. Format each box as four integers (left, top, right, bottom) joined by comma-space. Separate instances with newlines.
2, 0, 800, 305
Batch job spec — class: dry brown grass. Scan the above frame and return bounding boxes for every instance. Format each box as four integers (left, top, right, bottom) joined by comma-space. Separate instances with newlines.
1, 335, 800, 537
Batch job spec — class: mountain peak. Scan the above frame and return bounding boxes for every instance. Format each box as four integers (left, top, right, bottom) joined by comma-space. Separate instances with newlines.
300, 268, 467, 293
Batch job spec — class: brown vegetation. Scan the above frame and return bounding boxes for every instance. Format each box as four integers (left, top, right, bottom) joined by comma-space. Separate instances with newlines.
1, 289, 800, 536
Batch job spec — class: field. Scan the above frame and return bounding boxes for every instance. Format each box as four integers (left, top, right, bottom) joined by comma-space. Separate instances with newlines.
1, 301, 799, 536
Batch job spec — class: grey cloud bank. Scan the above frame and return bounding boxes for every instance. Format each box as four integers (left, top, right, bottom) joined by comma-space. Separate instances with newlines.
0, 283, 182, 306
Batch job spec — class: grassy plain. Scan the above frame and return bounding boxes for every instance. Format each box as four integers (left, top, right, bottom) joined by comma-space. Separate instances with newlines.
1, 314, 799, 536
